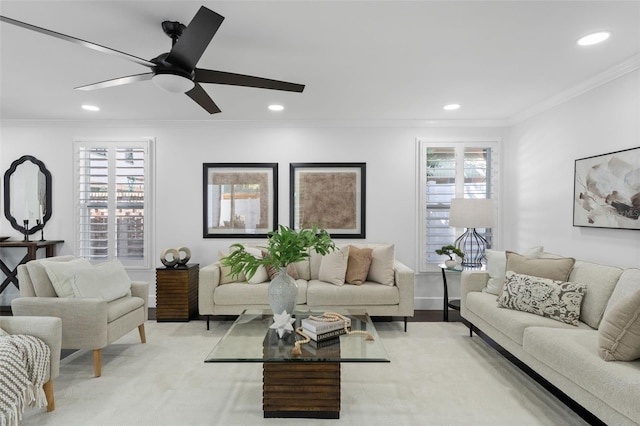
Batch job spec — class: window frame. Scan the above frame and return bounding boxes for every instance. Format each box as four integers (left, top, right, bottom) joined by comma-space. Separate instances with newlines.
416, 138, 500, 273
73, 138, 154, 270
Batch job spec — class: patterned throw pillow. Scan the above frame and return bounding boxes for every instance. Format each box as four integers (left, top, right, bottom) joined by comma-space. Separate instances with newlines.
498, 271, 586, 326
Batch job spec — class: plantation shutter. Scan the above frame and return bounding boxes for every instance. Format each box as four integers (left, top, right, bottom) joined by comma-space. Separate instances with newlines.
418, 140, 499, 272
75, 140, 151, 268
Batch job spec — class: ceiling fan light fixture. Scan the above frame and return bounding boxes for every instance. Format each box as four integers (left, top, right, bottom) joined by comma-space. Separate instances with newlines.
443, 104, 461, 111
268, 104, 284, 111
152, 73, 195, 93
81, 104, 100, 112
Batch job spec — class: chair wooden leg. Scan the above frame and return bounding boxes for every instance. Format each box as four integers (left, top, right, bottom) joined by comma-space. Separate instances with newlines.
43, 380, 55, 412
138, 324, 146, 344
93, 349, 102, 377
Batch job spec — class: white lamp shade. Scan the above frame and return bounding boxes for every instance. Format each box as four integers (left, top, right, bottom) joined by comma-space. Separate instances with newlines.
152, 73, 195, 93
449, 198, 495, 228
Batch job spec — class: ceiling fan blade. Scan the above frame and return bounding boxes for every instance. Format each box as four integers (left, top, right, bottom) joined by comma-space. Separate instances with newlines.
185, 83, 221, 114
194, 69, 305, 92
75, 73, 154, 91
0, 15, 155, 68
165, 7, 224, 71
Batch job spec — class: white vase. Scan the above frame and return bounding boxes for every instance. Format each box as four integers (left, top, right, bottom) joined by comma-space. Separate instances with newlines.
268, 267, 298, 316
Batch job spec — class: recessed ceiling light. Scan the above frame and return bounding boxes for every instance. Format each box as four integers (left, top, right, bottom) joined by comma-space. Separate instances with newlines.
577, 32, 610, 46
268, 104, 284, 111
81, 104, 100, 112
443, 104, 461, 111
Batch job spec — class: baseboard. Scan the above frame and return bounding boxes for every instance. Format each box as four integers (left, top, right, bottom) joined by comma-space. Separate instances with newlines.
468, 323, 606, 426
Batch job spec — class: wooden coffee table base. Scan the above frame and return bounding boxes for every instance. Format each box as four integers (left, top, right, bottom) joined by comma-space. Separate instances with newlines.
263, 362, 340, 419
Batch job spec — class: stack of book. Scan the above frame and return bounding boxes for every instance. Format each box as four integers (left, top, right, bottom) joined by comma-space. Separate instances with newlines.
301, 316, 351, 342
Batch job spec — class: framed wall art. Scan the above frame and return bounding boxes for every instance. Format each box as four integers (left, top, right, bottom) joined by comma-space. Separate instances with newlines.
574, 147, 640, 230
290, 163, 366, 238
203, 163, 278, 238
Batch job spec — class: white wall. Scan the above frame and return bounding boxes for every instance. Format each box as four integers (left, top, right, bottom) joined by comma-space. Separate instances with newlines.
505, 70, 640, 268
0, 121, 505, 307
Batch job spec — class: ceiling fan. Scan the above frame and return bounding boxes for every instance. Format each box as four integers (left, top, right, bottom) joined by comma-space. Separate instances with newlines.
0, 6, 305, 114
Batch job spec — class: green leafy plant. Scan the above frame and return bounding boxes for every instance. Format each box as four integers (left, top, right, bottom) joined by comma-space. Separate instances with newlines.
435, 245, 464, 260
221, 224, 336, 279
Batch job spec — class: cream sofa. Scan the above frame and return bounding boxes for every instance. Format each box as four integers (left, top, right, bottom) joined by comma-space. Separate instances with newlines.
199, 243, 415, 330
461, 254, 640, 425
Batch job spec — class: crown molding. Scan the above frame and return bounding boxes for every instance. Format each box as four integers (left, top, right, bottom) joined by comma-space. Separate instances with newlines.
0, 118, 508, 129
508, 53, 640, 126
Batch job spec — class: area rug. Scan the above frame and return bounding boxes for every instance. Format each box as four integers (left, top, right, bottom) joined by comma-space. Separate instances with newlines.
21, 320, 588, 426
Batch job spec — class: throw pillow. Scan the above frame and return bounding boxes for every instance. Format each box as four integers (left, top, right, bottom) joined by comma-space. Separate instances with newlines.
498, 271, 586, 326
319, 245, 350, 286
367, 244, 395, 286
71, 259, 132, 302
484, 246, 544, 295
41, 258, 92, 298
345, 245, 373, 285
261, 250, 300, 280
218, 251, 246, 284
242, 246, 269, 284
598, 289, 640, 362
505, 251, 575, 282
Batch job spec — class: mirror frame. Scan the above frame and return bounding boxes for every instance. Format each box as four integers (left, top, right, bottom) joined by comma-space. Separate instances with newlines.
3, 155, 52, 235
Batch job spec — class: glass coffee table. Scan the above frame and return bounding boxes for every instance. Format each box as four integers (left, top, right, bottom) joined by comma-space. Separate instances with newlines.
205, 309, 390, 419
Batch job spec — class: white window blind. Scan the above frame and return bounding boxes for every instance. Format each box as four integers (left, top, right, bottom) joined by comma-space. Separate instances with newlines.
75, 140, 152, 268
417, 139, 499, 272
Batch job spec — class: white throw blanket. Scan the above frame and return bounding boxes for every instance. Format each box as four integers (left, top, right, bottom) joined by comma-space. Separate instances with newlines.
0, 335, 50, 426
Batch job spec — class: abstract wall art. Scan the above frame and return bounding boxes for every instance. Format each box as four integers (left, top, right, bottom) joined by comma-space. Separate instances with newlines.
290, 163, 366, 238
574, 147, 640, 230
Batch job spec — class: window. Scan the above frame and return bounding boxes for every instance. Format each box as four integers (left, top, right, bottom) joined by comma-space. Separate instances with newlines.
417, 139, 499, 272
74, 140, 153, 269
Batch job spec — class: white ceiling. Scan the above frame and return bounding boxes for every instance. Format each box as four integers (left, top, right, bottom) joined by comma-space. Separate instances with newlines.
1, 0, 639, 122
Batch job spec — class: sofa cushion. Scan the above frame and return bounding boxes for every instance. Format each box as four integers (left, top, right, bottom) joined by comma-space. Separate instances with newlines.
319, 245, 349, 286
523, 327, 640, 423
484, 246, 544, 295
244, 247, 269, 284
26, 255, 76, 297
497, 272, 585, 326
218, 250, 246, 284
306, 279, 399, 306
366, 244, 395, 286
568, 260, 623, 329
107, 296, 144, 323
599, 289, 640, 361
345, 245, 373, 285
213, 280, 308, 306
41, 258, 93, 298
466, 291, 591, 345
505, 251, 575, 282
71, 259, 132, 302
604, 268, 640, 317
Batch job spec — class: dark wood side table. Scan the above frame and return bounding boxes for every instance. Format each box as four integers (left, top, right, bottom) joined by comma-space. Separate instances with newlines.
0, 240, 64, 294
440, 263, 485, 322
155, 263, 199, 322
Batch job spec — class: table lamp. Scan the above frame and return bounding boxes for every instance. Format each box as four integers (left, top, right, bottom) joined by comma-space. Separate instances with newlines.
448, 198, 495, 267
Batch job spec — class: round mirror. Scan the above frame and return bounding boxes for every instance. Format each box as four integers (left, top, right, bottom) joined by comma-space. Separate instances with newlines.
3, 155, 52, 235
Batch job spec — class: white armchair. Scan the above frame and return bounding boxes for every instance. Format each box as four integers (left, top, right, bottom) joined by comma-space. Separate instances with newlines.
12, 255, 148, 377
0, 316, 61, 411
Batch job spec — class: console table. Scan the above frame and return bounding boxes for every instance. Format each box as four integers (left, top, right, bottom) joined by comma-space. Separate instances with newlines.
0, 240, 64, 293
